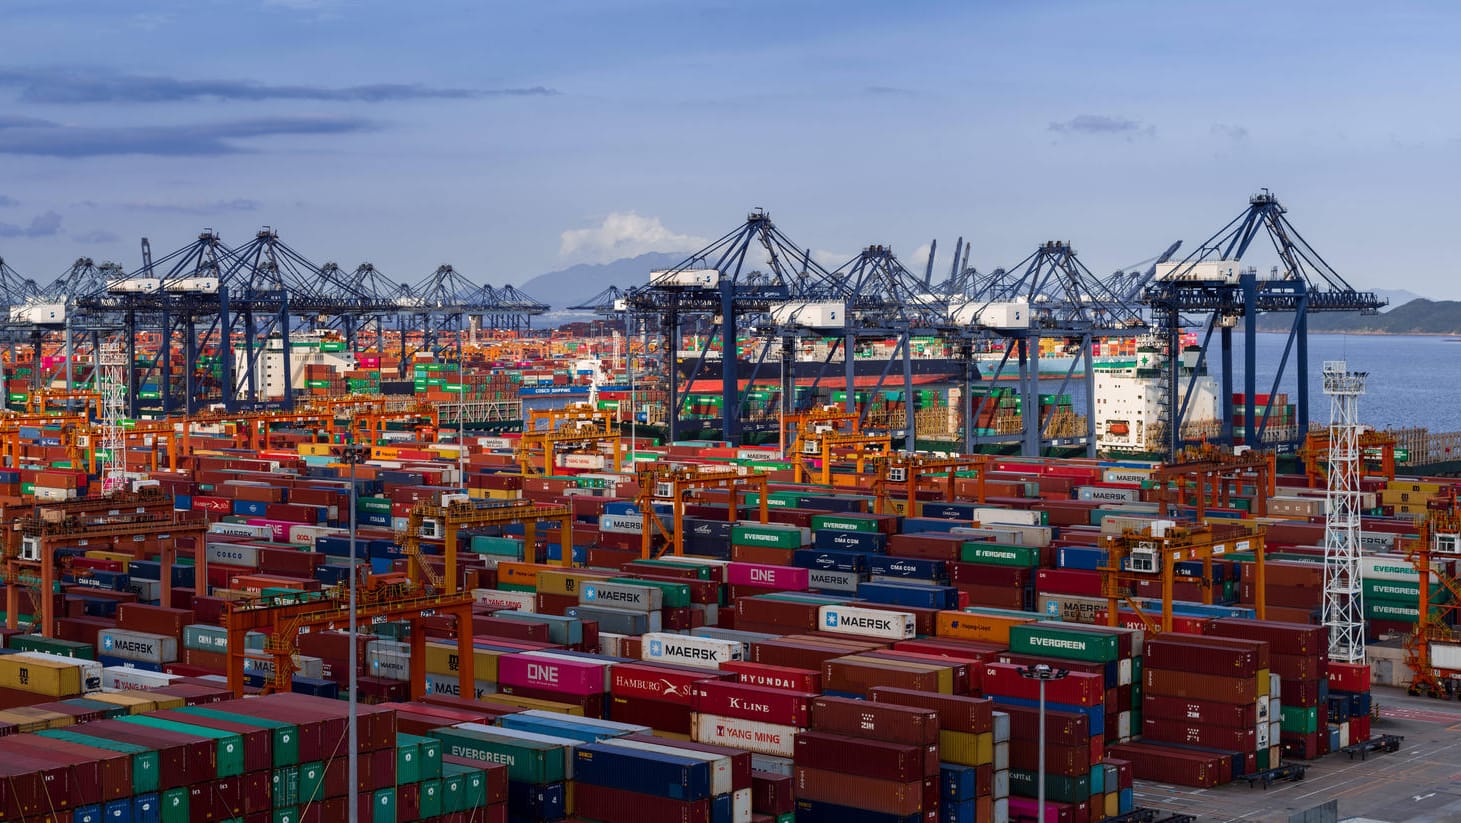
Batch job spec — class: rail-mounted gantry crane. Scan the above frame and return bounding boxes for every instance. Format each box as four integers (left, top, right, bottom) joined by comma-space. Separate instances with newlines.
871, 452, 990, 516
517, 402, 623, 476
635, 464, 770, 559
1100, 520, 1268, 633
1402, 491, 1461, 698
1150, 443, 1275, 519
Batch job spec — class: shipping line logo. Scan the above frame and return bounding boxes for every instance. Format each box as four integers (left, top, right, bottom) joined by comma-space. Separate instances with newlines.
824, 609, 894, 632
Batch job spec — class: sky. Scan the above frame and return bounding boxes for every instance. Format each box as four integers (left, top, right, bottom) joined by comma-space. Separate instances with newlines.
0, 0, 1457, 300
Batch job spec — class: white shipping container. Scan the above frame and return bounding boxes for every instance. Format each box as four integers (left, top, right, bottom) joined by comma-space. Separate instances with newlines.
1037, 594, 1106, 625
807, 569, 862, 593
993, 740, 1009, 771
103, 666, 182, 692
692, 712, 797, 757
560, 453, 606, 470
367, 640, 412, 681
10, 303, 65, 324
817, 605, 916, 641
98, 629, 178, 665
1102, 468, 1153, 484
1076, 485, 1140, 504
978, 301, 1031, 329
598, 513, 643, 534
166, 277, 220, 293
244, 653, 324, 680
769, 301, 845, 329
477, 436, 516, 450
641, 632, 744, 670
128, 579, 162, 602
472, 589, 536, 612
209, 522, 275, 540
992, 711, 1011, 744
579, 581, 662, 612
973, 507, 1044, 527
206, 542, 262, 568
1362, 553, 1444, 583
1431, 643, 1461, 670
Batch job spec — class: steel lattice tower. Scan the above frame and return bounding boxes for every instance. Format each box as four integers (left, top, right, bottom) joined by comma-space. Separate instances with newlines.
99, 341, 129, 495
1322, 359, 1366, 663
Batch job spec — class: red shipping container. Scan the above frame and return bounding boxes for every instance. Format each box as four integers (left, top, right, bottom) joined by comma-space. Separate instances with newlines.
691, 680, 815, 728
793, 767, 932, 816
1142, 694, 1257, 729
720, 661, 821, 693
610, 661, 728, 705
575, 782, 711, 823
869, 686, 994, 734
809, 696, 939, 745
1142, 717, 1257, 752
609, 695, 693, 735
117, 603, 194, 637
981, 662, 1105, 707
1037, 568, 1102, 597
794, 731, 938, 781
752, 771, 795, 815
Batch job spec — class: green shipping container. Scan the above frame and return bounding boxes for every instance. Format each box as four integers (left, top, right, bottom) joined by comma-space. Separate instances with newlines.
1281, 705, 1319, 734
118, 715, 246, 777
396, 735, 420, 784
177, 706, 299, 767
371, 788, 396, 823
1008, 622, 1121, 663
470, 535, 524, 557
418, 779, 443, 818
960, 542, 1041, 567
38, 729, 159, 794
160, 786, 190, 823
273, 807, 299, 823
298, 761, 327, 804
8, 634, 95, 659
1008, 768, 1091, 804
608, 577, 693, 608
440, 768, 466, 814
731, 523, 804, 549
809, 514, 881, 534
1364, 578, 1453, 604
632, 559, 713, 580
272, 766, 299, 807
428, 726, 568, 784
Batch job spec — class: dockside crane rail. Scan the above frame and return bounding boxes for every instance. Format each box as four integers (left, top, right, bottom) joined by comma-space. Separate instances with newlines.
1141, 190, 1387, 459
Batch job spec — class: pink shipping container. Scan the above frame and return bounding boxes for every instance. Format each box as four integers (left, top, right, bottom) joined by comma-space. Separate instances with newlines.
725, 563, 809, 591
496, 653, 607, 696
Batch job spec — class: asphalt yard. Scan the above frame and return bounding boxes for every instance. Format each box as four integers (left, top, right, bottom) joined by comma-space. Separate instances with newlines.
1129, 686, 1461, 823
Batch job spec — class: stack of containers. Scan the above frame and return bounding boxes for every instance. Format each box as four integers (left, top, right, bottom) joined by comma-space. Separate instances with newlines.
608, 660, 727, 734
1003, 621, 1137, 744
980, 658, 1106, 821
730, 522, 811, 565
1208, 619, 1327, 760
1326, 661, 1373, 750
496, 650, 612, 717
951, 539, 1039, 611
870, 687, 1006, 823
797, 696, 941, 823
429, 721, 575, 821
690, 678, 806, 760
1140, 633, 1275, 775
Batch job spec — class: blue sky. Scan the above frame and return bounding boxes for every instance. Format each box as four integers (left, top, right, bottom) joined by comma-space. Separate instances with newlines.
0, 0, 1457, 299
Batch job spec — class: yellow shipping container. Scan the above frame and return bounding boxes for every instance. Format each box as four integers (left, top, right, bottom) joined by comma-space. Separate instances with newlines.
1257, 668, 1270, 698
495, 561, 563, 591
85, 550, 135, 569
935, 610, 1037, 645
535, 569, 615, 598
1387, 481, 1443, 495
938, 730, 995, 766
485, 489, 521, 501
298, 443, 332, 456
1105, 792, 1119, 820
0, 707, 73, 731
424, 642, 503, 682
87, 692, 158, 714
0, 656, 82, 697
480, 693, 585, 716
371, 446, 400, 460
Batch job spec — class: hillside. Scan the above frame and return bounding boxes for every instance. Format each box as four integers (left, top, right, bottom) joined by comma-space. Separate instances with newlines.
1258, 299, 1461, 334
517, 251, 687, 311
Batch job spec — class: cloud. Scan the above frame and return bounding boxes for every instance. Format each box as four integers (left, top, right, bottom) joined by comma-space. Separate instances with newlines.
1049, 114, 1155, 138
0, 68, 559, 104
73, 229, 119, 244
0, 211, 62, 238
0, 195, 17, 207
0, 114, 374, 157
121, 199, 261, 215
559, 212, 708, 264
1211, 123, 1249, 142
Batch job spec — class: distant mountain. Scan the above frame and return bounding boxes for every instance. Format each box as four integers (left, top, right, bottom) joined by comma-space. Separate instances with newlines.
517, 252, 687, 311
1371, 288, 1423, 312
1259, 298, 1461, 334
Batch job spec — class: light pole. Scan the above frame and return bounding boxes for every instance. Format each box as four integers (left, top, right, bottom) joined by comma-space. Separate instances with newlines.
341, 442, 368, 823
1019, 663, 1070, 823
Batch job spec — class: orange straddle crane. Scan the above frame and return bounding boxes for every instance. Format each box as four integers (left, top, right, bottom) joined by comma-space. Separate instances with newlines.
1402, 490, 1461, 698
636, 464, 769, 559
1100, 520, 1267, 633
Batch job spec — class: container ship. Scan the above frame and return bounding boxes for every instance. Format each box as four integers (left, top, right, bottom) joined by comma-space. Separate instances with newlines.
0, 329, 1455, 823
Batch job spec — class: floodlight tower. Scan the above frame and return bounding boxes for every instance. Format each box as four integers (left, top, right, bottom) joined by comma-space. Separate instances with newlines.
1322, 360, 1366, 663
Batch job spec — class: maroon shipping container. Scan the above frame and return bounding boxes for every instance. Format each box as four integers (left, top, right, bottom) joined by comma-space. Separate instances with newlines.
1037, 568, 1102, 597
1143, 668, 1257, 705
862, 650, 971, 694
793, 767, 932, 816
1181, 633, 1271, 669
1007, 739, 1095, 777
991, 702, 1090, 747
1208, 618, 1328, 659
0, 752, 52, 819
752, 770, 796, 815
1105, 741, 1226, 788
575, 781, 711, 823
735, 597, 821, 632
888, 533, 965, 561
1270, 652, 1323, 681
824, 656, 942, 696
749, 639, 878, 670
151, 708, 274, 773
1142, 694, 1258, 729
3, 735, 128, 802
609, 695, 693, 735
1142, 717, 1258, 752
692, 680, 816, 728
949, 562, 1032, 588
0, 739, 92, 809
869, 687, 994, 734
809, 696, 939, 745
498, 684, 606, 717
73, 719, 209, 788
1144, 637, 1260, 677
983, 662, 1104, 707
794, 731, 939, 781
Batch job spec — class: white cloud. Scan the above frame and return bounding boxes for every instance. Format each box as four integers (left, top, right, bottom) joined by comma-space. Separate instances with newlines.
558, 212, 707, 263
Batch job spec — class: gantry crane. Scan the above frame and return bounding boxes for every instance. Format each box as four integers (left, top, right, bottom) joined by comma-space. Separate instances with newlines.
871, 453, 990, 516
222, 576, 476, 698
1100, 521, 1268, 633
2, 490, 206, 635
787, 406, 891, 485
397, 495, 574, 594
1402, 491, 1461, 698
1299, 427, 1397, 489
517, 403, 623, 477
636, 464, 769, 559
1151, 443, 1275, 519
